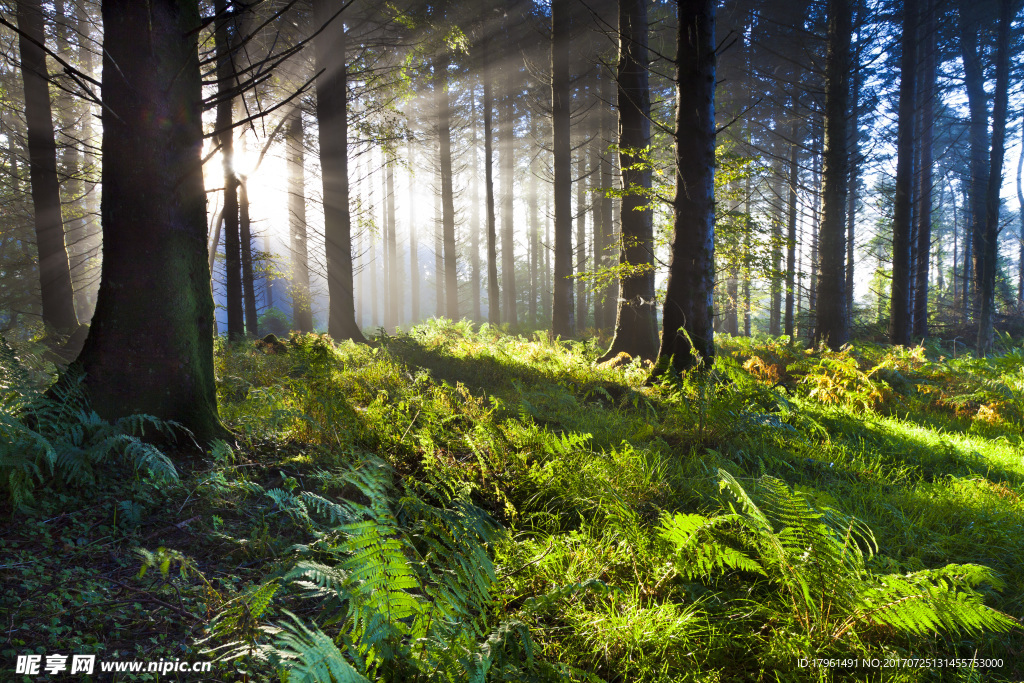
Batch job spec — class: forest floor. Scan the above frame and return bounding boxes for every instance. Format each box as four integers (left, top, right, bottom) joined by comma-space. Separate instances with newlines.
2, 320, 1024, 682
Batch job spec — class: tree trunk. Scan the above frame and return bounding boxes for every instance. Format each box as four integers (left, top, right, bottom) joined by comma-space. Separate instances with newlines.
17, 0, 78, 333
433, 59, 458, 320
530, 114, 540, 325
239, 175, 258, 337
470, 83, 482, 322
576, 150, 588, 330
975, 0, 1012, 354
73, 0, 224, 443
655, 0, 715, 374
500, 52, 517, 326
958, 0, 989, 327
314, 1, 364, 343
889, 0, 917, 346
483, 40, 500, 325
386, 153, 399, 329
213, 0, 243, 341
551, 0, 575, 338
590, 133, 603, 331
814, 0, 851, 349
1017, 120, 1024, 306
288, 109, 313, 332
602, 0, 658, 361
913, 2, 935, 338
599, 68, 617, 332
408, 141, 420, 324
784, 137, 799, 339
769, 155, 783, 335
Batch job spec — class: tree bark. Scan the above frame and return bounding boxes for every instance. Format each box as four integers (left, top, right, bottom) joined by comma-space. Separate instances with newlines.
239, 174, 258, 337
500, 47, 517, 326
434, 58, 458, 320
73, 0, 224, 443
576, 150, 588, 330
288, 109, 313, 332
551, 0, 575, 338
408, 140, 420, 324
601, 0, 658, 361
976, 0, 1012, 354
599, 68, 617, 332
16, 0, 78, 332
214, 0, 243, 341
313, 0, 364, 343
889, 0, 918, 346
386, 153, 399, 329
470, 83, 482, 322
784, 137, 799, 339
655, 0, 715, 374
482, 40, 500, 325
913, 2, 935, 338
814, 0, 851, 349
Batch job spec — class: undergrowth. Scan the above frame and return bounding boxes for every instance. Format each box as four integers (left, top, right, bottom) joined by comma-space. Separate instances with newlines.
2, 321, 1023, 681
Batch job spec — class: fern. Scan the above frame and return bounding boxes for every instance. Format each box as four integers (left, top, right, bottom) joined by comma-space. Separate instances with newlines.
660, 470, 1018, 647
0, 355, 180, 506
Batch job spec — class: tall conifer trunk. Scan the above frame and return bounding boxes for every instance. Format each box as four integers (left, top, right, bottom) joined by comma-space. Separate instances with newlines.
601, 0, 658, 361
814, 0, 851, 349
890, 0, 918, 346
17, 0, 78, 333
74, 0, 224, 443
313, 0, 364, 342
655, 0, 716, 374
551, 0, 575, 337
288, 109, 313, 332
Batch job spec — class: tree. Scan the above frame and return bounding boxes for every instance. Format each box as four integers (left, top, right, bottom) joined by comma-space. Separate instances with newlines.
73, 0, 224, 443
551, 0, 575, 338
654, 0, 715, 374
288, 109, 314, 332
435, 56, 459, 320
313, 0, 365, 343
814, 0, 852, 349
16, 0, 78, 334
890, 0, 918, 347
600, 0, 658, 362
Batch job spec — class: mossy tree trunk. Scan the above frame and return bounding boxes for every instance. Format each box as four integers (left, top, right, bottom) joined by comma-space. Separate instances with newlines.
288, 109, 314, 333
551, 0, 575, 339
74, 0, 225, 444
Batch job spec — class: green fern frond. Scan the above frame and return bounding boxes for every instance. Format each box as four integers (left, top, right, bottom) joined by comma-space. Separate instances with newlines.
271, 612, 369, 683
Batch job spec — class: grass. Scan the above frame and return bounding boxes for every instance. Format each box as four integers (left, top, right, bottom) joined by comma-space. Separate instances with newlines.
2, 320, 1023, 681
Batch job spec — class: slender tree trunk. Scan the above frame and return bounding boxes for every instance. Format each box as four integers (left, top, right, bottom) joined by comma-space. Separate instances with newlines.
599, 69, 617, 332
913, 2, 935, 338
814, 0, 851, 349
434, 59, 459, 320
769, 157, 783, 335
75, 0, 100, 322
977, 0, 1013, 354
784, 138, 799, 339
483, 41, 500, 325
602, 0, 658, 361
576, 150, 588, 330
551, 0, 575, 338
213, 0, 243, 340
434, 162, 443, 318
407, 141, 420, 324
590, 134, 603, 331
890, 0, 918, 346
386, 153, 399, 329
470, 84, 482, 322
239, 175, 258, 336
743, 173, 752, 336
17, 0, 78, 332
846, 65, 860, 327
655, 0, 715, 374
500, 59, 518, 326
959, 0, 989, 326
74, 0, 224, 442
1017, 122, 1024, 306
313, 0, 364, 342
288, 109, 313, 332
530, 116, 540, 325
